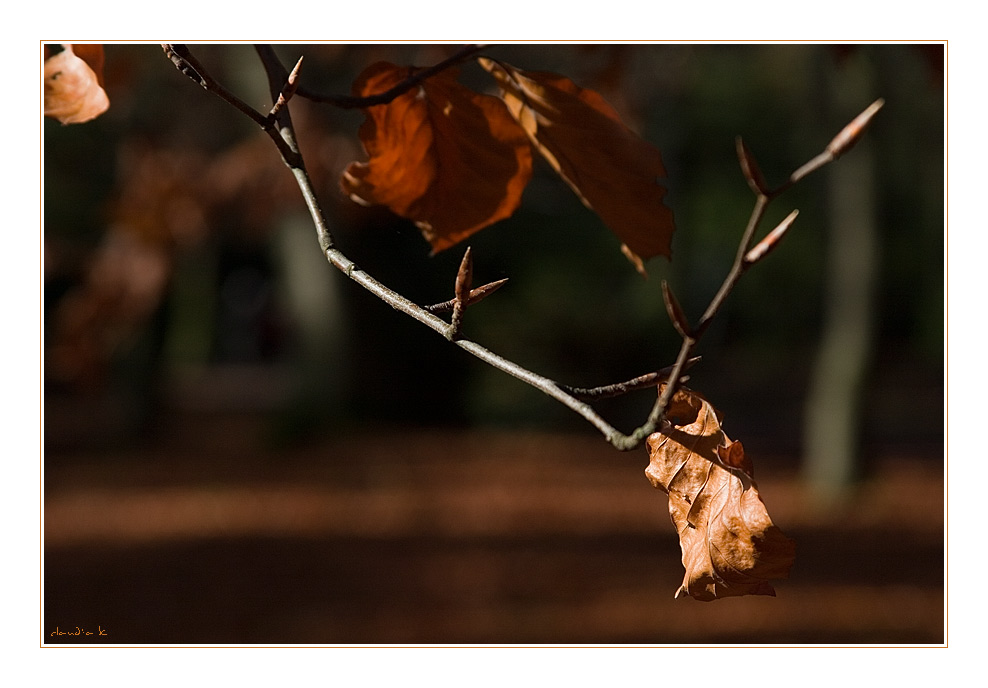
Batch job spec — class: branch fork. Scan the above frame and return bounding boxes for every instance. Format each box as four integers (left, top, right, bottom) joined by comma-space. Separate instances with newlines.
266, 55, 303, 124
163, 45, 883, 453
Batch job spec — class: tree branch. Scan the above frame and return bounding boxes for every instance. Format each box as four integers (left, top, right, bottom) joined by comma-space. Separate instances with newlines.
559, 359, 700, 401
620, 99, 886, 450
162, 44, 268, 127
163, 44, 882, 453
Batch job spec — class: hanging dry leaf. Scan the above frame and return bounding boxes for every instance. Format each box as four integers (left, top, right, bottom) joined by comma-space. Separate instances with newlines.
341, 62, 533, 253
645, 387, 795, 601
479, 58, 675, 272
44, 44, 109, 124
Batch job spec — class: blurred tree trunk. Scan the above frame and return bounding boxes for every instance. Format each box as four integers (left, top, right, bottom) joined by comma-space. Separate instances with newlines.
803, 50, 879, 501
271, 212, 350, 441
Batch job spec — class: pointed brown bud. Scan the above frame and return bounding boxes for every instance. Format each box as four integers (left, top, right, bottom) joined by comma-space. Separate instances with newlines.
423, 278, 509, 314
270, 56, 304, 118
454, 246, 474, 302
288, 55, 304, 86
662, 281, 692, 338
744, 209, 799, 264
466, 277, 507, 305
450, 246, 474, 337
826, 98, 885, 159
736, 136, 771, 196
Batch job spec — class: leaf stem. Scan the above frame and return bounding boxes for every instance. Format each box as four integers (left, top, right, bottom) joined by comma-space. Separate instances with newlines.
297, 44, 487, 108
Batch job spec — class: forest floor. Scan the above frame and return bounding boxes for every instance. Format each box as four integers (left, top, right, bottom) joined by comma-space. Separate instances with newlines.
44, 412, 944, 645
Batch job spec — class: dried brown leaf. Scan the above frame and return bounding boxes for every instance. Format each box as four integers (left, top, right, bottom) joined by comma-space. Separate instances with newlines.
44, 44, 109, 124
646, 387, 795, 601
479, 58, 676, 268
341, 62, 533, 253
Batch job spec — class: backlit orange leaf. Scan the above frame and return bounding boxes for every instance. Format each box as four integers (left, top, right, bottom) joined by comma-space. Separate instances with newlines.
341, 62, 533, 253
479, 58, 675, 272
645, 387, 795, 601
43, 44, 109, 124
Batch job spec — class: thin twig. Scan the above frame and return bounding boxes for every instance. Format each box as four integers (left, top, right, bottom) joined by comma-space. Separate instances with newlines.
560, 358, 700, 401
618, 99, 886, 448
164, 45, 882, 453
296, 44, 487, 108
267, 55, 304, 122
162, 44, 268, 128
424, 279, 509, 313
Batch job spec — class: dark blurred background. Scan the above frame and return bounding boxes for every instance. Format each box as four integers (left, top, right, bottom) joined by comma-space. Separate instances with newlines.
43, 43, 944, 644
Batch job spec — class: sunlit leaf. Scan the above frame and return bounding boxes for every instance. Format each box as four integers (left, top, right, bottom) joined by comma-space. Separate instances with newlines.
44, 44, 109, 124
479, 58, 675, 272
645, 386, 795, 601
341, 62, 533, 253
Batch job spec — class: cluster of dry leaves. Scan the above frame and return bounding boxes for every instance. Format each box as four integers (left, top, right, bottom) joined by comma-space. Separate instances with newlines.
44, 45, 795, 600
342, 58, 676, 274
43, 48, 676, 268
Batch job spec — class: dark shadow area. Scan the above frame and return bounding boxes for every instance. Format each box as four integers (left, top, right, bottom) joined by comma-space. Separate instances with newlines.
45, 527, 944, 644
44, 421, 943, 645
